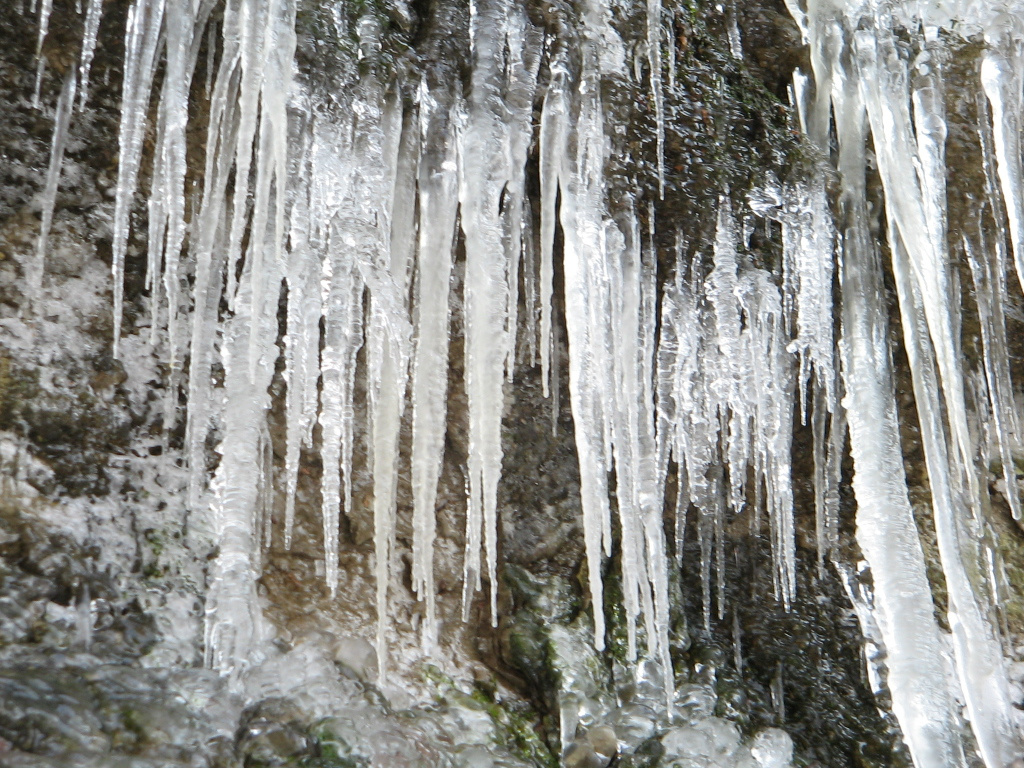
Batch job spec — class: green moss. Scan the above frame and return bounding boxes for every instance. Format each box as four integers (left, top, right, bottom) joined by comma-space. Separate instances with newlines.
303, 726, 368, 768
0, 356, 40, 428
470, 684, 557, 768
421, 662, 556, 767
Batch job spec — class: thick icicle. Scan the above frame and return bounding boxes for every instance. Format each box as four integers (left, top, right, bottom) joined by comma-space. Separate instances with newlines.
185, 1, 247, 510
150, 0, 210, 380
204, 259, 281, 675
826, 20, 966, 767
560, 19, 614, 650
112, 0, 166, 359
409, 78, 461, 652
364, 89, 413, 681
459, 0, 535, 623
856, 24, 978, 514
890, 226, 1019, 768
857, 22, 1019, 767
184, 0, 297, 677
789, 5, 1024, 765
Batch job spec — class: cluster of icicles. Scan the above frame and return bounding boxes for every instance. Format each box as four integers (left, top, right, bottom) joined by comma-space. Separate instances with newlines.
24, 0, 1024, 764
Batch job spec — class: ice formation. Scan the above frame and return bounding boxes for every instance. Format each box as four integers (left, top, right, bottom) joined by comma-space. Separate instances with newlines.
25, 0, 1024, 764
788, 1, 1024, 766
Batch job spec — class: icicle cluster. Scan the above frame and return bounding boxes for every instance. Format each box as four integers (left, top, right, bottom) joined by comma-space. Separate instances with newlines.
25, 0, 830, 696
96, 0, 543, 677
657, 200, 797, 631
787, 1, 1024, 766
28, 0, 1024, 763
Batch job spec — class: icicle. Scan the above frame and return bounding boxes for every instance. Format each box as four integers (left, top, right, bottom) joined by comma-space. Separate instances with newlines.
282, 123, 320, 550
753, 174, 836, 574
857, 26, 979, 515
318, 233, 364, 598
112, 0, 166, 359
982, 16, 1024, 297
204, 258, 280, 675
560, 43, 613, 650
77, 0, 103, 109
34, 0, 52, 57
822, 17, 967, 766
890, 221, 1019, 768
186, 0, 297, 678
838, 194, 967, 768
185, 16, 246, 510
410, 79, 461, 653
538, 42, 569, 401
246, 0, 295, 379
647, 0, 664, 198
727, 1, 742, 59
32, 0, 53, 101
29, 68, 76, 308
153, 0, 207, 379
666, 11, 676, 92
459, 0, 535, 624
222, 0, 271, 311
971, 92, 1023, 521
502, 8, 541, 383
522, 198, 539, 367
852, 25, 1020, 765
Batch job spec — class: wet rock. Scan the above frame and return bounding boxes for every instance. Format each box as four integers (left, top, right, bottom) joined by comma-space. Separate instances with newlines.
661, 717, 742, 765
749, 728, 793, 768
237, 698, 313, 766
585, 724, 618, 760
602, 703, 657, 752
563, 739, 610, 768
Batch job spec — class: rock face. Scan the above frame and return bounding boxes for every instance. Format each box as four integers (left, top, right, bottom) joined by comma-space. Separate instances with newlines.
3, 1, 1023, 767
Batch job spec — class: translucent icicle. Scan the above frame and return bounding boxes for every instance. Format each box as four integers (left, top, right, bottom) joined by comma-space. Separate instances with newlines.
185, 25, 244, 510
30, 68, 76, 307
538, 46, 569, 399
560, 57, 613, 650
410, 81, 461, 653
33, 0, 53, 99
857, 27, 978, 510
153, 0, 202, 378
282, 126, 320, 550
112, 0, 166, 359
501, 9, 541, 383
318, 223, 364, 598
459, 0, 524, 623
194, 0, 298, 679
246, 0, 295, 378
646, 0, 664, 197
890, 224, 1019, 768
77, 0, 103, 109
34, 0, 52, 57
223, 0, 271, 310
825, 25, 967, 766
982, 18, 1024, 297
971, 95, 1022, 521
204, 259, 280, 675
